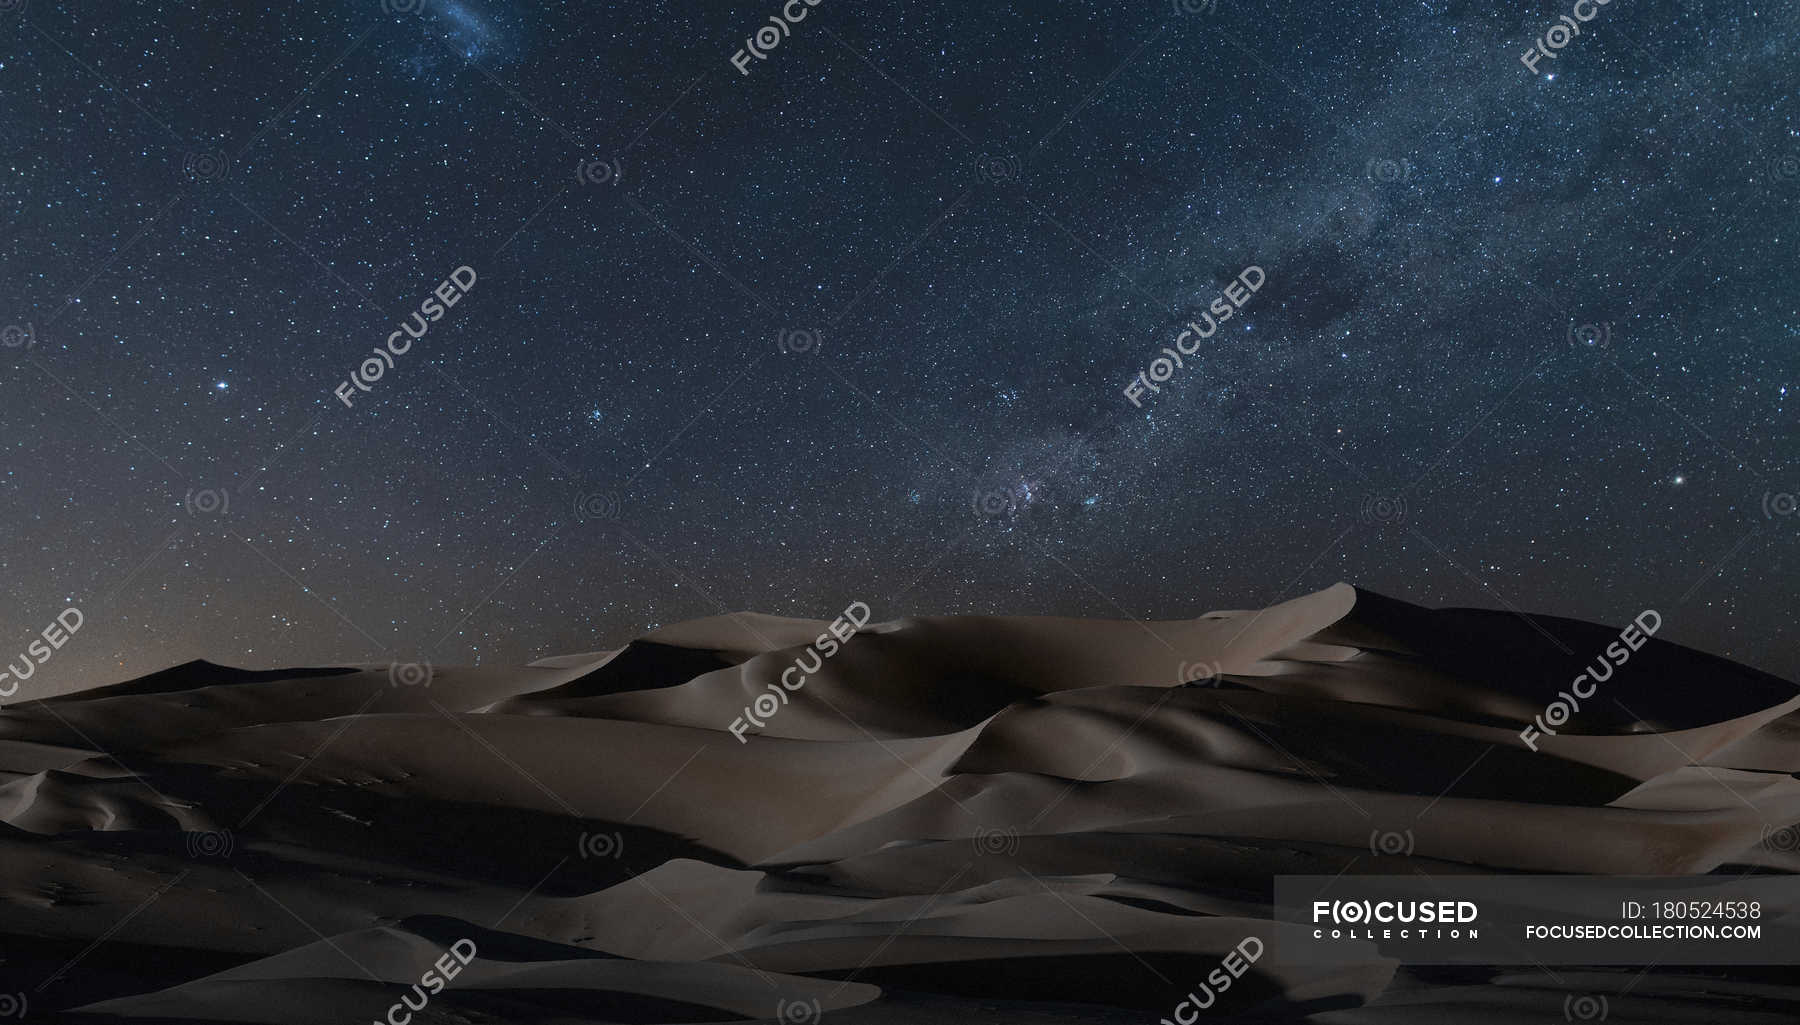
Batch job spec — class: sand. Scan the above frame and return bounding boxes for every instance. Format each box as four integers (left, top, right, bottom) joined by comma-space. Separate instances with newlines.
2, 584, 1795, 1023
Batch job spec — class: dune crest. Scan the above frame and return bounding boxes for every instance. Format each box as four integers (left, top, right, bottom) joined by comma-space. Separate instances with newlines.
3, 584, 1796, 1022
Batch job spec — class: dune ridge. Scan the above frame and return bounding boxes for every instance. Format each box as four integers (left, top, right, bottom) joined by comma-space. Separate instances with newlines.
2, 584, 1796, 1023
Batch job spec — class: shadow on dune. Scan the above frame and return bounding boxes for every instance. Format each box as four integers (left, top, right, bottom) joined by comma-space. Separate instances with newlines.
2, 584, 1796, 1023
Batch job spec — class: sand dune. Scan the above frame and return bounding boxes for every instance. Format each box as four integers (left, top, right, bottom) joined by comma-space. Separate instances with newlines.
2, 584, 1796, 1022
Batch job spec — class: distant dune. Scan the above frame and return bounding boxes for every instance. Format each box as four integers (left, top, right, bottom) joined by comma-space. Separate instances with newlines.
3, 584, 1797, 1023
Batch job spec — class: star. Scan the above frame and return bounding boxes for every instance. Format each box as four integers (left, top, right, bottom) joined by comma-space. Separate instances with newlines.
6, 0, 1796, 690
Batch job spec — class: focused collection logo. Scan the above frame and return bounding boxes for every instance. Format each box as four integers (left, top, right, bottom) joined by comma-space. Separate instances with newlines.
1310, 898, 1481, 941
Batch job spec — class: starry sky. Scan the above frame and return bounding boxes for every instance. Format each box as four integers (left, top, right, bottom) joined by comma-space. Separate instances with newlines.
3, 0, 1797, 694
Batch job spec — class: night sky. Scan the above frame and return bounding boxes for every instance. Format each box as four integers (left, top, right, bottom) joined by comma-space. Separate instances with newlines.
4, 0, 1797, 695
